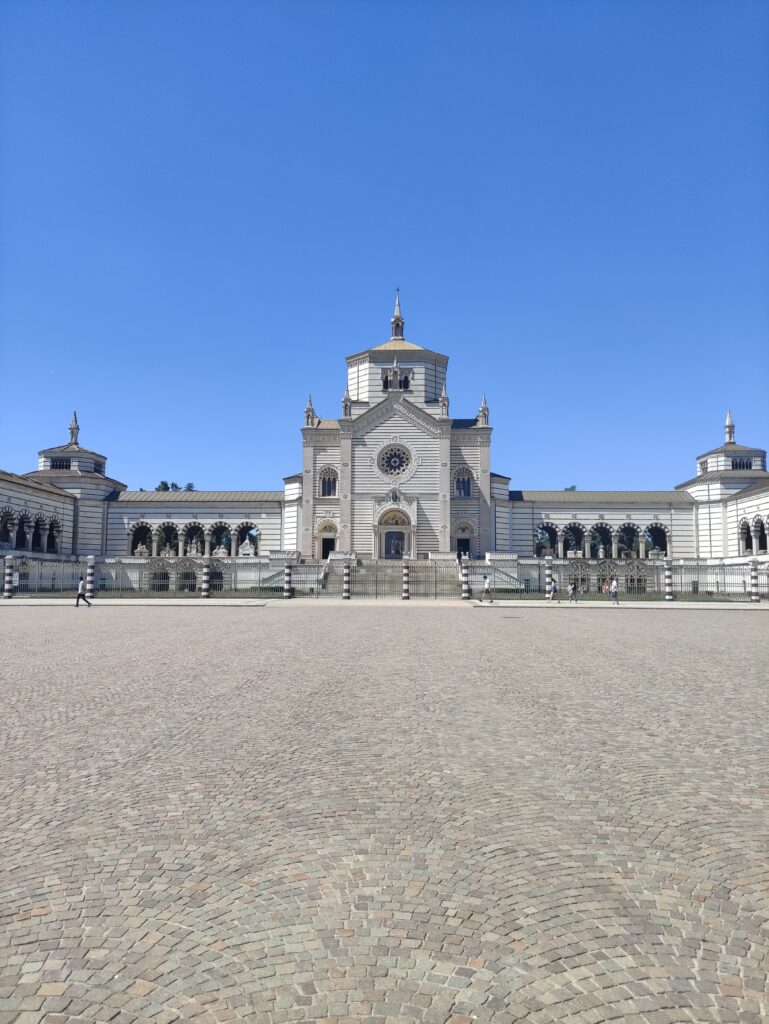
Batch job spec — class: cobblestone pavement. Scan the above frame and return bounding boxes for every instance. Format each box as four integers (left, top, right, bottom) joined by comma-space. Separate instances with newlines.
1, 605, 767, 1024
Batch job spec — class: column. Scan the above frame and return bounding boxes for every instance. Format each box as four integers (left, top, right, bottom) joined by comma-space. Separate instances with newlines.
283, 563, 292, 599
638, 532, 646, 558
200, 559, 210, 599
3, 556, 13, 599
750, 558, 760, 603
664, 557, 673, 602
666, 531, 672, 558
751, 526, 761, 560
402, 562, 410, 600
178, 534, 185, 557
343, 562, 351, 600
438, 425, 451, 552
86, 556, 95, 599
24, 526, 32, 551
557, 534, 564, 559
611, 533, 619, 559
339, 428, 352, 554
230, 531, 239, 557
204, 530, 212, 557
126, 532, 133, 555
152, 532, 159, 557
583, 531, 591, 559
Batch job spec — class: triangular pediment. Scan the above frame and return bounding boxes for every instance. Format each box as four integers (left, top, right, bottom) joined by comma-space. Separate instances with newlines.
349, 395, 443, 438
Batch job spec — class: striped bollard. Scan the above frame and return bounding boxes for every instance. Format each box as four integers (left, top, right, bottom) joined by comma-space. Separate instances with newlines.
545, 556, 553, 601
402, 561, 410, 600
342, 562, 351, 600
200, 559, 210, 599
86, 556, 95, 599
664, 558, 673, 602
3, 555, 13, 600
750, 559, 760, 603
461, 558, 470, 600
283, 563, 292, 599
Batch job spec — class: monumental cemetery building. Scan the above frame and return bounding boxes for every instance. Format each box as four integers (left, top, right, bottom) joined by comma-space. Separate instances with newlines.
1, 298, 768, 565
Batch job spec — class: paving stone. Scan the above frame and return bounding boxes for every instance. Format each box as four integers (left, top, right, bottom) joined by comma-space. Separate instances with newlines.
1, 605, 767, 1023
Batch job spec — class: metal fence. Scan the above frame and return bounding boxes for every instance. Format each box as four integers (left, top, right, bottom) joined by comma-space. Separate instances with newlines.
3, 555, 764, 602
13, 558, 88, 596
671, 562, 753, 602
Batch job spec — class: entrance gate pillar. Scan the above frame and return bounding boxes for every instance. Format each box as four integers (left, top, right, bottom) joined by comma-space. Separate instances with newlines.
343, 562, 351, 600
86, 556, 95, 599
664, 557, 673, 602
283, 564, 292, 599
545, 555, 553, 599
750, 559, 760, 603
461, 558, 470, 600
200, 559, 210, 599
402, 562, 410, 600
3, 555, 13, 599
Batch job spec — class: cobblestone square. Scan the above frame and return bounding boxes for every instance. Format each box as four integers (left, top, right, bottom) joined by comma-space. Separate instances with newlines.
1, 604, 767, 1024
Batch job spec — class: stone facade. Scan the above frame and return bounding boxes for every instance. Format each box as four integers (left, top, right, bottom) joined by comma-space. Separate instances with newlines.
1, 300, 768, 561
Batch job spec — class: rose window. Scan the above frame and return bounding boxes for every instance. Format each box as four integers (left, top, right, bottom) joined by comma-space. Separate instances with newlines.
378, 445, 411, 477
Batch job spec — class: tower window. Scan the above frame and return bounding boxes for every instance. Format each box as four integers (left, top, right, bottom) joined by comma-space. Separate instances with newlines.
51, 458, 71, 470
454, 472, 473, 498
93, 462, 105, 475
318, 467, 338, 497
698, 460, 707, 474
732, 458, 752, 470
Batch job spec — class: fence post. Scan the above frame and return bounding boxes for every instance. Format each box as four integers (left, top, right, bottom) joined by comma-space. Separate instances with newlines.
664, 557, 673, 602
343, 562, 351, 600
3, 555, 13, 600
750, 558, 760, 603
283, 563, 292, 599
545, 556, 553, 600
86, 556, 95, 599
402, 561, 410, 600
461, 557, 470, 600
200, 559, 210, 599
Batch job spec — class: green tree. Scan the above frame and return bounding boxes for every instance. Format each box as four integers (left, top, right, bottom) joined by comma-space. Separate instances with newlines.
184, 482, 195, 491
564, 484, 577, 491
156, 481, 170, 491
170, 482, 181, 491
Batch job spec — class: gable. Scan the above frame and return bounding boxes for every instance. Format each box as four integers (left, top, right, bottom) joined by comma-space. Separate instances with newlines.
350, 395, 442, 439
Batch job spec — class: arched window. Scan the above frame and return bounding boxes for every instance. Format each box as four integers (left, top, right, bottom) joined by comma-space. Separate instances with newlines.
318, 467, 338, 497
453, 469, 474, 498
732, 458, 753, 470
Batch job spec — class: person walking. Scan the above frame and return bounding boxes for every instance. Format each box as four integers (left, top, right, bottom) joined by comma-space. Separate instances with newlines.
609, 577, 619, 606
479, 574, 493, 603
568, 581, 578, 604
548, 578, 560, 604
75, 576, 91, 608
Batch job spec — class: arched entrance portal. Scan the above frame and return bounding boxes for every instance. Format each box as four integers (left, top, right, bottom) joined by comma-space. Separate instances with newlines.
316, 521, 338, 560
376, 510, 412, 560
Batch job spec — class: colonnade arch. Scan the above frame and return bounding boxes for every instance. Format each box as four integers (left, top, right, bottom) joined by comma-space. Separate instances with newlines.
740, 517, 768, 556
0, 507, 62, 553
534, 519, 672, 559
126, 519, 262, 557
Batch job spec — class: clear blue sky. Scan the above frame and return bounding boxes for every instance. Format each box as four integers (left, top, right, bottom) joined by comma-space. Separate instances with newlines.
1, 0, 767, 491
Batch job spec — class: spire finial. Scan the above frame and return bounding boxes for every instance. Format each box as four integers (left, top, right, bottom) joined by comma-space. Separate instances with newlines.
304, 394, 316, 427
390, 289, 404, 339
478, 394, 489, 426
439, 380, 449, 417
725, 409, 735, 444
69, 410, 80, 445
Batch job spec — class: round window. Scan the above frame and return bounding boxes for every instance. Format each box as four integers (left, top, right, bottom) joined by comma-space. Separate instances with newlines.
378, 444, 411, 477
